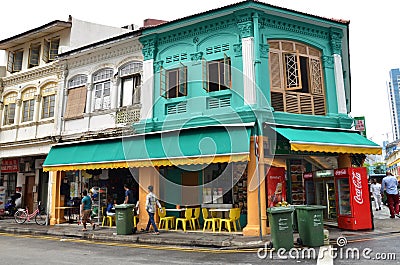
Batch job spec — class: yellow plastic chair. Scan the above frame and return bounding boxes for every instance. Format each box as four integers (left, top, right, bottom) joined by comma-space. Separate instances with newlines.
202, 208, 220, 232
191, 207, 201, 230
175, 208, 193, 232
233, 208, 241, 230
102, 214, 115, 227
133, 215, 139, 227
219, 208, 237, 232
158, 207, 175, 230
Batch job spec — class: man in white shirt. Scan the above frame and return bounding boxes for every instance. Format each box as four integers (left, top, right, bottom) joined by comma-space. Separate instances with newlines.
370, 179, 382, 211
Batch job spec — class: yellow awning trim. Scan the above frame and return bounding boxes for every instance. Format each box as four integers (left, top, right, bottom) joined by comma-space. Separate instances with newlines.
387, 157, 400, 167
43, 154, 249, 172
291, 142, 382, 155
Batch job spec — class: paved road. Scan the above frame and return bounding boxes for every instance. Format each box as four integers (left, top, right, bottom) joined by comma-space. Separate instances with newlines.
3, 231, 399, 265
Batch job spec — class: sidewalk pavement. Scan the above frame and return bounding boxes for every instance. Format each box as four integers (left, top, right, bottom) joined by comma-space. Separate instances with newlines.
0, 205, 398, 249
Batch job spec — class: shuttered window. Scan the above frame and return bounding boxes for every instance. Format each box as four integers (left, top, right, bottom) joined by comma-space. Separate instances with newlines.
269, 40, 326, 115
64, 86, 87, 119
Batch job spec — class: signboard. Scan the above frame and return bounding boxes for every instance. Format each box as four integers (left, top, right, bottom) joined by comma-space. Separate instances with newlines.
354, 116, 367, 137
1, 158, 19, 173
0, 186, 5, 214
267, 167, 286, 207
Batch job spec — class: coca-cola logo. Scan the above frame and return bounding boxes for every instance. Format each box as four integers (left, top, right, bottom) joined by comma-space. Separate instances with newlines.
352, 171, 363, 204
335, 169, 347, 176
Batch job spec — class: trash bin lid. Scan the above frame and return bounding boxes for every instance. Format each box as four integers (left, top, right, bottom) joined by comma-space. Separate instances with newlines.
115, 204, 134, 209
295, 205, 326, 210
267, 206, 294, 213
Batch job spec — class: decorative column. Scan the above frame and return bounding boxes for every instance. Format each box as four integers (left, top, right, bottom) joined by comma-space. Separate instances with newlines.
330, 28, 347, 114
15, 98, 22, 125
243, 135, 268, 236
85, 83, 93, 114
110, 77, 119, 109
338, 154, 352, 168
140, 37, 157, 120
33, 94, 41, 122
137, 167, 160, 231
237, 14, 256, 105
49, 171, 65, 225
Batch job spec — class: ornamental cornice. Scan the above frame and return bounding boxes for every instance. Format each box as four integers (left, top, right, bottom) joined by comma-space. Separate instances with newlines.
3, 63, 60, 87
233, 43, 242, 57
190, 52, 203, 62
322, 55, 334, 69
260, 43, 269, 58
329, 27, 343, 55
68, 44, 142, 68
154, 60, 164, 72
261, 17, 330, 40
142, 37, 157, 61
156, 18, 236, 46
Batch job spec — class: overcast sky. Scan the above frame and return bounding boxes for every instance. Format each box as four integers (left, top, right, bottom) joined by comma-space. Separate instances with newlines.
0, 0, 397, 145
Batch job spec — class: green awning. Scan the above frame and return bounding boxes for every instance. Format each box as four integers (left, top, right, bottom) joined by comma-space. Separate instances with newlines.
43, 125, 252, 171
273, 127, 382, 155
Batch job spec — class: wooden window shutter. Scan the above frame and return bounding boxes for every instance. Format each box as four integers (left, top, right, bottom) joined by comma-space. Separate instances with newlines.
284, 51, 302, 90
64, 86, 87, 119
202, 58, 208, 92
43, 40, 49, 63
160, 67, 167, 98
179, 63, 186, 95
7, 51, 14, 72
223, 53, 231, 88
269, 51, 282, 90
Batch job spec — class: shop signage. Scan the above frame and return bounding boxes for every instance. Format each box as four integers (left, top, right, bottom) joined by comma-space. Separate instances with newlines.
352, 171, 363, 204
316, 169, 334, 178
1, 158, 19, 173
267, 167, 286, 207
303, 172, 313, 179
354, 116, 367, 137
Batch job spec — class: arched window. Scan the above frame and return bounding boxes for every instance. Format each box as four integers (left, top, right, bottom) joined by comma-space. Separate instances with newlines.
93, 68, 113, 110
3, 92, 17, 125
22, 88, 36, 122
41, 82, 57, 119
119, 62, 142, 106
269, 40, 325, 115
65, 75, 88, 119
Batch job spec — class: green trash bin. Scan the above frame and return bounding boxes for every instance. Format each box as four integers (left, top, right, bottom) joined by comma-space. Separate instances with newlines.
292, 205, 304, 232
295, 205, 326, 247
115, 204, 134, 235
267, 206, 294, 250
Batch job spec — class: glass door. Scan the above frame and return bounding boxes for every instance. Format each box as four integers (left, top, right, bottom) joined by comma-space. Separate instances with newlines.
326, 181, 336, 219
336, 178, 352, 216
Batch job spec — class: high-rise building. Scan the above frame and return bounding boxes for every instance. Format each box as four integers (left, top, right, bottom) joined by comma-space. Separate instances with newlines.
387, 68, 400, 140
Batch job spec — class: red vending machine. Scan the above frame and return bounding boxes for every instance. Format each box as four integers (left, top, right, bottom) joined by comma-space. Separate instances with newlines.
334, 167, 372, 230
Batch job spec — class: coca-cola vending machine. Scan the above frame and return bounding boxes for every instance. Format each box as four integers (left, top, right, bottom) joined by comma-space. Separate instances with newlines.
334, 167, 372, 230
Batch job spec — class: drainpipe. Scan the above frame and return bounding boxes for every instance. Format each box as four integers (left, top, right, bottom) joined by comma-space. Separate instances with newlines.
253, 12, 263, 241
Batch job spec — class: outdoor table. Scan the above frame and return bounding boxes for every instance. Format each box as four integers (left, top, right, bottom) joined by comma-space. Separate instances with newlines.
55, 206, 80, 223
209, 208, 230, 219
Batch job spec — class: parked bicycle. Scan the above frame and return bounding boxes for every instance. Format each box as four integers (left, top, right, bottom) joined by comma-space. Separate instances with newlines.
14, 201, 47, 225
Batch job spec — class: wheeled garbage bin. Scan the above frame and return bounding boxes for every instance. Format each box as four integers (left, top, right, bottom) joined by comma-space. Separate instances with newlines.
295, 205, 326, 247
267, 206, 294, 250
115, 204, 134, 235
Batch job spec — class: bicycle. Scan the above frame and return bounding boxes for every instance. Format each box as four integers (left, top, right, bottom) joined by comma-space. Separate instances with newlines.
14, 201, 47, 225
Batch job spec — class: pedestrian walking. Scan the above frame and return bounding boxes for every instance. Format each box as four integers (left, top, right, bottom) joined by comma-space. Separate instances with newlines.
144, 185, 162, 235
381, 172, 400, 218
80, 190, 96, 231
370, 179, 382, 211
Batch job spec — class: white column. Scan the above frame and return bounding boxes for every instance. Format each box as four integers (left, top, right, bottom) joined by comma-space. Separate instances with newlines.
333, 54, 347, 114
141, 60, 154, 120
242, 37, 256, 105
85, 84, 92, 114
110, 79, 118, 109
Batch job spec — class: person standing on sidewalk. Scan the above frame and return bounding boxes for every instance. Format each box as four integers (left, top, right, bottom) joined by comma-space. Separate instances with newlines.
381, 172, 400, 218
144, 185, 162, 235
80, 190, 96, 231
370, 179, 382, 211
